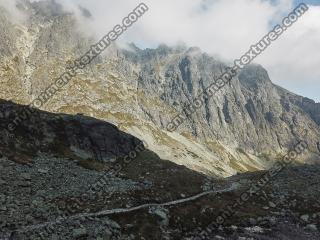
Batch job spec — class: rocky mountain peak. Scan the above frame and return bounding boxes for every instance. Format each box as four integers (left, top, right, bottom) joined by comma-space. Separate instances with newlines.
238, 64, 272, 89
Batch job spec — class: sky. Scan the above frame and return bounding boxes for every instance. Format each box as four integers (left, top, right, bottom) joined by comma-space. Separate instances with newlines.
4, 0, 320, 102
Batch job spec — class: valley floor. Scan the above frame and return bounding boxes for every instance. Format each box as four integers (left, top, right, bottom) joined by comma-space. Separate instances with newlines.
1, 150, 319, 240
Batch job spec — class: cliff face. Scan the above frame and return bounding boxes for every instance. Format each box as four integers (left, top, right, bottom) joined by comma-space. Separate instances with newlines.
118, 46, 320, 164
0, 1, 319, 177
124, 46, 320, 150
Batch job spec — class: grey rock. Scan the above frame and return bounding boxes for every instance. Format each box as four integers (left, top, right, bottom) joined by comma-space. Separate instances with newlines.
306, 224, 318, 231
108, 221, 120, 229
38, 168, 49, 174
0, 206, 7, 211
21, 173, 32, 181
72, 228, 87, 238
100, 229, 112, 240
16, 181, 31, 187
50, 234, 59, 240
268, 202, 276, 208
301, 214, 309, 222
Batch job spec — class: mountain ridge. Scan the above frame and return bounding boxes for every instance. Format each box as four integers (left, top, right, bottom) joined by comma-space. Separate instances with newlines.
0, 1, 319, 177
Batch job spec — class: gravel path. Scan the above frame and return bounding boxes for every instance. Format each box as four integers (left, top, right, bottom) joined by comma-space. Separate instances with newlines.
7, 184, 238, 237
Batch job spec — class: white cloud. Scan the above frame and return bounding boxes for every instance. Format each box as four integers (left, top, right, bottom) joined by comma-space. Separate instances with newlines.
24, 0, 290, 58
0, 0, 27, 23
257, 5, 320, 102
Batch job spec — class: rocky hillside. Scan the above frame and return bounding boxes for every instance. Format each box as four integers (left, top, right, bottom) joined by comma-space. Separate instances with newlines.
0, 100, 318, 239
0, 99, 143, 166
0, 101, 318, 240
0, 99, 211, 239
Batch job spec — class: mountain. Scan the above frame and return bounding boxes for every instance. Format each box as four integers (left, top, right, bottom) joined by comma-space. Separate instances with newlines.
0, 1, 319, 177
0, 1, 319, 239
